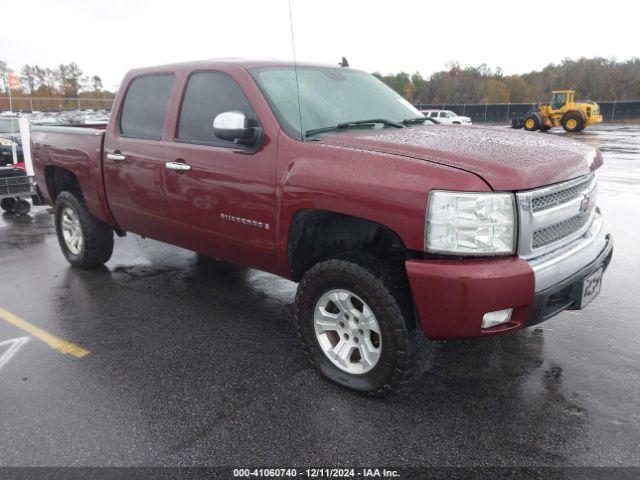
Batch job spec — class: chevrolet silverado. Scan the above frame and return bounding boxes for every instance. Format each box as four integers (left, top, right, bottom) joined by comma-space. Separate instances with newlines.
31, 60, 613, 395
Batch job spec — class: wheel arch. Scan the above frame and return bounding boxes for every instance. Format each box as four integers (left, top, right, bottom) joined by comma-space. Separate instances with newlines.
44, 165, 84, 201
287, 209, 410, 282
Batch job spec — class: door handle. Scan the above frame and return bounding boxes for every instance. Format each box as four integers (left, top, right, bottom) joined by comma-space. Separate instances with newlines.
165, 161, 192, 172
106, 152, 126, 162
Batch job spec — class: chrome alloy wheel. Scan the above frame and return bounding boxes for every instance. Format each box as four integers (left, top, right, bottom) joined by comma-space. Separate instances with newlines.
314, 289, 382, 374
61, 207, 84, 255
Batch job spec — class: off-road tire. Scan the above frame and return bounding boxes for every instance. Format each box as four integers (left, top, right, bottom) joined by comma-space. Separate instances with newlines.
54, 191, 114, 268
511, 118, 524, 129
13, 199, 30, 215
524, 115, 539, 131
1, 197, 16, 212
295, 255, 425, 396
562, 114, 583, 132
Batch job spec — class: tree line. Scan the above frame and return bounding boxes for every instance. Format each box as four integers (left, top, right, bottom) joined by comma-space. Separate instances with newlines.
0, 61, 114, 99
373, 57, 640, 104
2, 56, 639, 105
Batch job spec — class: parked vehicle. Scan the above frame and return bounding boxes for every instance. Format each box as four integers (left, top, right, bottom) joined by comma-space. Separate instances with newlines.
0, 136, 23, 167
0, 118, 23, 166
512, 90, 603, 132
31, 60, 613, 395
420, 109, 472, 125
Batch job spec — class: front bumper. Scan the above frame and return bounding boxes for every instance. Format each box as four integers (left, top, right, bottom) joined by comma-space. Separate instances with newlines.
406, 224, 613, 340
529, 233, 612, 326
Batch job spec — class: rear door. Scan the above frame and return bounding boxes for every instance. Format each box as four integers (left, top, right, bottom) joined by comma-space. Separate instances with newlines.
103, 73, 175, 237
161, 70, 277, 271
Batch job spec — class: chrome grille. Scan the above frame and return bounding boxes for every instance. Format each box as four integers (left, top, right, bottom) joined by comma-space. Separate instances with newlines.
531, 176, 593, 212
516, 173, 597, 259
532, 211, 593, 248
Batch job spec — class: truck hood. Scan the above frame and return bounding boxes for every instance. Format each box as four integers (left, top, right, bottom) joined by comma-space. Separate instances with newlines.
322, 125, 601, 191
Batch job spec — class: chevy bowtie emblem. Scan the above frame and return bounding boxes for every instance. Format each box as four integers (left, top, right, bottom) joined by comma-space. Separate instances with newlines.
580, 192, 593, 214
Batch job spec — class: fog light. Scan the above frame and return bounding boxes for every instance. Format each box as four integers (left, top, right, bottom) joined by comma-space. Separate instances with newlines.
482, 308, 513, 329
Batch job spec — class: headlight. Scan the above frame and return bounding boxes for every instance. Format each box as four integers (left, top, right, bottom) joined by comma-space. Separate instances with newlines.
426, 191, 516, 255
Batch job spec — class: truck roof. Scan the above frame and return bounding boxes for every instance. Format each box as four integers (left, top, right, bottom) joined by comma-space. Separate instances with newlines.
125, 59, 343, 77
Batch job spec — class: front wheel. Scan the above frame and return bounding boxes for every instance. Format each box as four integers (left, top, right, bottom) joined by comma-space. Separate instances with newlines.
524, 115, 539, 131
54, 191, 114, 268
295, 257, 420, 396
1, 197, 16, 212
562, 114, 583, 132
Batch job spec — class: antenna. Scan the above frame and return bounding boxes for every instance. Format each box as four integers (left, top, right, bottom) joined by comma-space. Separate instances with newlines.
287, 0, 304, 140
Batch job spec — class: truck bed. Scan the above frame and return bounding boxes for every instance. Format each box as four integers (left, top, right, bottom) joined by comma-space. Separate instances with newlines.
31, 125, 114, 225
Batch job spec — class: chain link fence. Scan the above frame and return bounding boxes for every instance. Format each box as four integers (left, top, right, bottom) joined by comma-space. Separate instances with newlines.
416, 100, 640, 123
0, 96, 114, 112
2, 96, 639, 123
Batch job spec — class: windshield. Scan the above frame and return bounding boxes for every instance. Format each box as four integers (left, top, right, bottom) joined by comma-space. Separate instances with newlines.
445, 111, 458, 117
0, 118, 20, 133
251, 66, 422, 138
551, 93, 567, 109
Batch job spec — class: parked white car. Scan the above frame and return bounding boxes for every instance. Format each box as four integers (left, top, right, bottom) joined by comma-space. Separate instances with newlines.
421, 109, 472, 125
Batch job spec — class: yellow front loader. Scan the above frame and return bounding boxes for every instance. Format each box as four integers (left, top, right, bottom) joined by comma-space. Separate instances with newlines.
514, 90, 603, 132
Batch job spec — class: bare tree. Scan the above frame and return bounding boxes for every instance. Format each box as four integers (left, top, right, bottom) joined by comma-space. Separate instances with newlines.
0, 60, 10, 94
91, 75, 103, 93
21, 64, 38, 94
58, 63, 83, 97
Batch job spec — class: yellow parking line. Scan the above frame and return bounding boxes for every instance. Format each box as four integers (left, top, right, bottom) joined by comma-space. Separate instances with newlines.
0, 307, 90, 358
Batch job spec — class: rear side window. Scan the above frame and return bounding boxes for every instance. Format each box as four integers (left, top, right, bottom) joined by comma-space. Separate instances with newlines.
177, 71, 257, 146
120, 74, 174, 140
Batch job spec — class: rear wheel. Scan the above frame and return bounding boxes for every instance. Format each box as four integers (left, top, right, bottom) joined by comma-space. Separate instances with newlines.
54, 191, 114, 268
1, 197, 16, 213
511, 118, 524, 129
13, 199, 30, 215
295, 256, 423, 396
524, 115, 539, 131
562, 114, 583, 132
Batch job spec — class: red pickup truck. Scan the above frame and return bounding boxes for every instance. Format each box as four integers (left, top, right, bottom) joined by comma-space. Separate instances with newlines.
31, 60, 613, 395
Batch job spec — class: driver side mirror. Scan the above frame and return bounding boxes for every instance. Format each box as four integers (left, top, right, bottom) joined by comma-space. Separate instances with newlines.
213, 111, 262, 147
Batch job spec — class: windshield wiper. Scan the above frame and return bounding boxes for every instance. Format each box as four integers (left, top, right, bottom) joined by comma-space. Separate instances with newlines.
402, 116, 439, 125
305, 118, 404, 138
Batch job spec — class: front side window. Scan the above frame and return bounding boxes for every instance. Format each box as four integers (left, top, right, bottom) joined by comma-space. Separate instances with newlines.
120, 74, 174, 140
251, 66, 422, 139
177, 71, 257, 146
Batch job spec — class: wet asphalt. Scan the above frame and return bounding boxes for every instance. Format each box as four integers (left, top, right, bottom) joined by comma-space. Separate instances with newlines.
0, 124, 638, 468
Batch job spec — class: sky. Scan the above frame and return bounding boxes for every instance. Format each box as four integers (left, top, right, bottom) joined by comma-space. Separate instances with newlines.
0, 0, 637, 91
